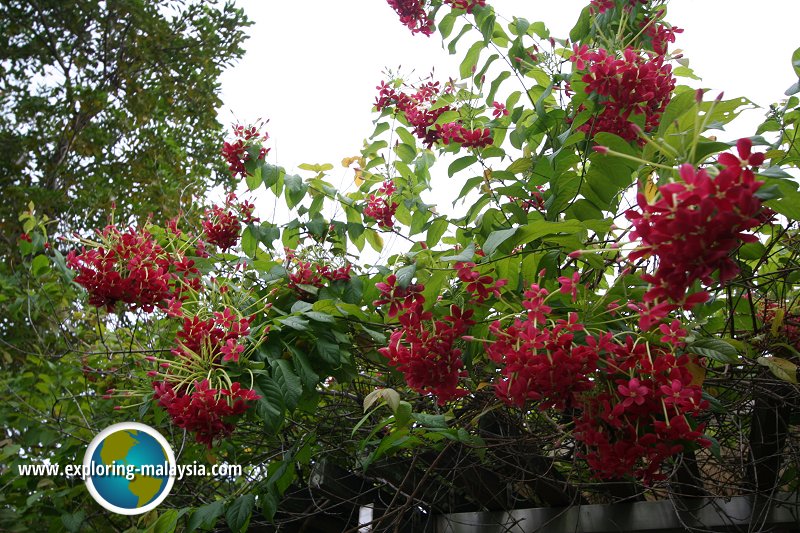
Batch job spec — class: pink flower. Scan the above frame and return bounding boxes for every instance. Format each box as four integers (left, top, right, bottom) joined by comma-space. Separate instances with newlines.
618, 378, 649, 407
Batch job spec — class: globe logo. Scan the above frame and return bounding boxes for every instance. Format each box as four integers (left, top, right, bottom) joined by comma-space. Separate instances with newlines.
83, 422, 176, 515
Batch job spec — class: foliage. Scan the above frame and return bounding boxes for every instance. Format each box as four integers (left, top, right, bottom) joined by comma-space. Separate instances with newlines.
3, 0, 800, 531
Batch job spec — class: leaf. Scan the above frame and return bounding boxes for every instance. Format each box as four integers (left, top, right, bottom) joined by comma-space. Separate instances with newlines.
426, 218, 448, 247
278, 316, 309, 331
252, 376, 285, 433
365, 229, 383, 252
793, 46, 800, 77
61, 511, 85, 533
245, 165, 262, 190
298, 162, 333, 172
482, 228, 517, 256
284, 174, 307, 209
31, 254, 49, 277
395, 264, 417, 288
225, 494, 255, 533
363, 388, 400, 413
187, 500, 224, 532
569, 6, 591, 42
460, 40, 484, 79
148, 509, 185, 533
395, 143, 416, 164
273, 359, 302, 411
688, 338, 739, 364
758, 356, 798, 384
442, 243, 475, 262
448, 155, 477, 177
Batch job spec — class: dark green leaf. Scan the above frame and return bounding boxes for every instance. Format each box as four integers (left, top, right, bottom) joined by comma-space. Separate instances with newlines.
482, 228, 517, 256
188, 500, 225, 532
225, 494, 255, 533
689, 338, 739, 364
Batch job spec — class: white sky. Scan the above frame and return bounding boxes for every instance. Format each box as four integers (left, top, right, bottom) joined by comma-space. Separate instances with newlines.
219, 1, 800, 173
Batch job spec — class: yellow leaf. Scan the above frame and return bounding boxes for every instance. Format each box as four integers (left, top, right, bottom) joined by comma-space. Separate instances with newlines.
482, 168, 493, 193
686, 354, 706, 387
757, 356, 798, 384
770, 308, 785, 337
644, 173, 659, 203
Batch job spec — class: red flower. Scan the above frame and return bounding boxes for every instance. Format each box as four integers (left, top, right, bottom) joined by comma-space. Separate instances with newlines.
66, 225, 175, 312
221, 123, 269, 179
202, 193, 259, 251
491, 101, 509, 118
444, 0, 485, 13
557, 271, 581, 302
364, 180, 399, 229
576, 47, 675, 142
718, 137, 766, 169
618, 377, 649, 408
386, 0, 433, 36
153, 380, 260, 448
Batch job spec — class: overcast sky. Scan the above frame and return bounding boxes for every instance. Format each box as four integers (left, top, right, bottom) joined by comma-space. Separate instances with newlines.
219, 1, 800, 174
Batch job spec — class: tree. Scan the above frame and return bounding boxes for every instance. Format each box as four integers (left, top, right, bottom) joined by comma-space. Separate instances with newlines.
0, 0, 250, 252
4, 0, 800, 531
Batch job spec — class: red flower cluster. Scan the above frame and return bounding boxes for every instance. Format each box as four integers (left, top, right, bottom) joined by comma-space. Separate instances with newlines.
221, 123, 269, 179
625, 139, 766, 314
573, 47, 675, 142
375, 81, 452, 147
485, 282, 709, 481
573, 337, 709, 482
379, 287, 474, 404
202, 193, 258, 251
364, 180, 399, 228
172, 308, 251, 363
487, 285, 598, 409
444, 0, 486, 13
285, 249, 352, 294
643, 20, 683, 55
67, 225, 185, 312
589, 0, 647, 14
455, 262, 508, 303
373, 273, 424, 318
386, 0, 433, 36
436, 122, 494, 149
153, 380, 260, 448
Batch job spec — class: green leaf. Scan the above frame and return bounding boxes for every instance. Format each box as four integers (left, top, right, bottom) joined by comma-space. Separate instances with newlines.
273, 359, 302, 411
448, 155, 477, 177
253, 376, 285, 433
438, 11, 458, 39
482, 228, 517, 256
569, 6, 591, 42
516, 220, 584, 246
225, 494, 255, 533
245, 165, 262, 190
31, 254, 49, 277
365, 229, 383, 252
187, 500, 224, 532
460, 41, 484, 79
758, 356, 798, 384
315, 337, 341, 366
442, 243, 475, 262
658, 88, 697, 135
395, 143, 416, 164
395, 264, 417, 288
486, 71, 510, 105
689, 338, 739, 364
298, 162, 333, 172
284, 174, 307, 209
278, 316, 309, 331
148, 509, 185, 533
60, 511, 85, 533
426, 218, 449, 247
